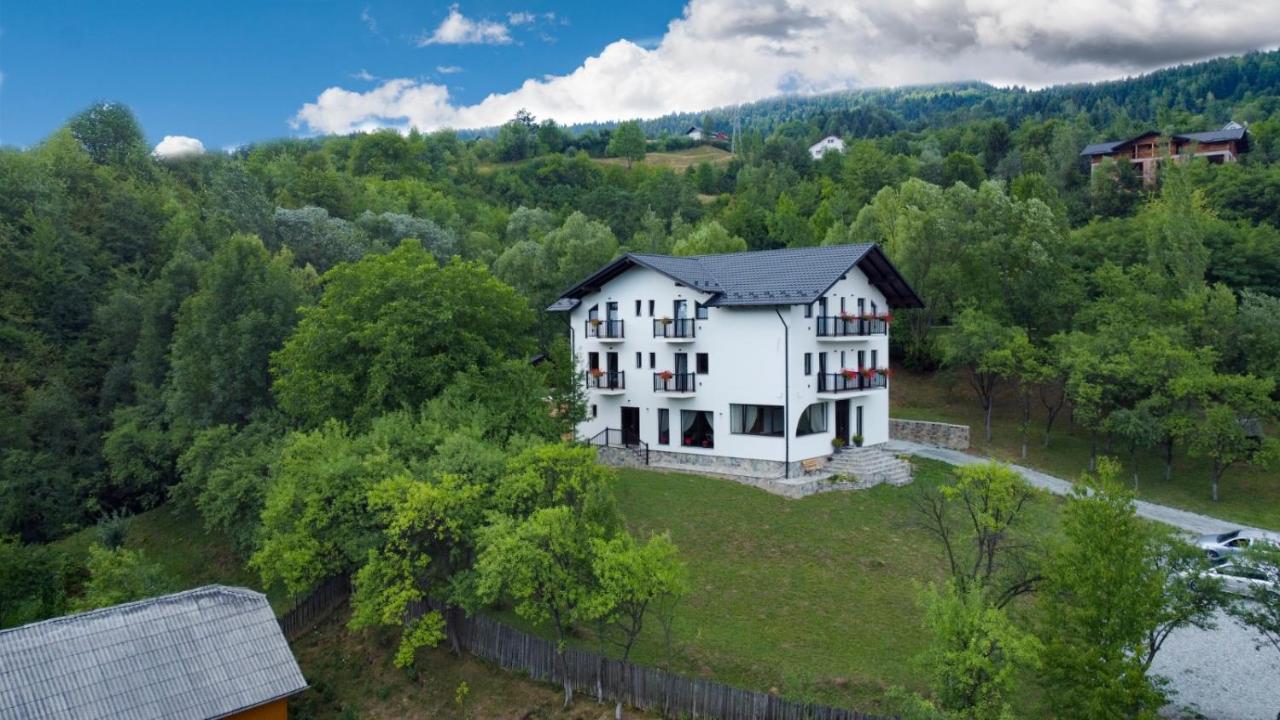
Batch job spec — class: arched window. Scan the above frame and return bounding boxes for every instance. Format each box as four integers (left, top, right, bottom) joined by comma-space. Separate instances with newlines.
796, 402, 828, 436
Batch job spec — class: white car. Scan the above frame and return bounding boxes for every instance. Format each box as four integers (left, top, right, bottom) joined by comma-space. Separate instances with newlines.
1202, 560, 1278, 597
1194, 529, 1280, 562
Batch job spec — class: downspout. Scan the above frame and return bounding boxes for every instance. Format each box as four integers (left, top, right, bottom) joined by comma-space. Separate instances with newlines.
774, 307, 790, 479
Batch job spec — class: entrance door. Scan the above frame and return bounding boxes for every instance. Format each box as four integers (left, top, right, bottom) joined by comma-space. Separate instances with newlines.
621, 406, 640, 446
835, 399, 850, 445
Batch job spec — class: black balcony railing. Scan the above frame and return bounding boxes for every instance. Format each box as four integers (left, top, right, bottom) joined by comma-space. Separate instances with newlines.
653, 318, 696, 339
585, 370, 625, 390
817, 371, 888, 393
815, 316, 887, 338
653, 372, 697, 393
585, 319, 624, 339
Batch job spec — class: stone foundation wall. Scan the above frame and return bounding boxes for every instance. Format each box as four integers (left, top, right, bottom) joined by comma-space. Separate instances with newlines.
595, 446, 817, 480
889, 419, 970, 450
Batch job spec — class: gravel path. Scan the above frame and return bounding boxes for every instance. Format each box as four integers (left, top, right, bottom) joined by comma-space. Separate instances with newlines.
884, 440, 1279, 718
883, 440, 1267, 535
1151, 609, 1280, 720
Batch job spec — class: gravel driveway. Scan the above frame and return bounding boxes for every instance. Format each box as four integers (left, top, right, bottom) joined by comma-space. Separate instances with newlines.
1152, 609, 1280, 720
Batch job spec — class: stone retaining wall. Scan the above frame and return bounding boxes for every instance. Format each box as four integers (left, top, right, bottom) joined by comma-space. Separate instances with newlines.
889, 419, 970, 450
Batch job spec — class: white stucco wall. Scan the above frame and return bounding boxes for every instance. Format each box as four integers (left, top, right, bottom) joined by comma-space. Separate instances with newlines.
570, 259, 892, 465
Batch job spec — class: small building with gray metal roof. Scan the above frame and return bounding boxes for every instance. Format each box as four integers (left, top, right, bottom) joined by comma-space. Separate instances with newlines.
0, 585, 306, 720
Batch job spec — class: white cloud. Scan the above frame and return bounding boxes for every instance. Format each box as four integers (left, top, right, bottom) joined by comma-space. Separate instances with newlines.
418, 4, 511, 46
507, 11, 535, 26
152, 135, 206, 159
361, 6, 378, 35
436, 65, 463, 75
297, 0, 1280, 135
351, 69, 379, 82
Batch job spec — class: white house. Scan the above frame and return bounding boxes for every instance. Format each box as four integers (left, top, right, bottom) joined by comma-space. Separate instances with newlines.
809, 135, 845, 160
684, 126, 704, 141
547, 244, 924, 478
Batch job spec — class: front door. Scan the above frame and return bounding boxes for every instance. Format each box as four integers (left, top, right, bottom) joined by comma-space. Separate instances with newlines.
621, 407, 641, 446
835, 399, 850, 445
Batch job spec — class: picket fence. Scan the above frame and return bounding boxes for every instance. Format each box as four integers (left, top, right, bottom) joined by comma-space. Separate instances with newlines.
277, 573, 351, 640
410, 598, 895, 720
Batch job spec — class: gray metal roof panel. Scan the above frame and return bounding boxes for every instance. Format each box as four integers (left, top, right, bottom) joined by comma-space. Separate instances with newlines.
0, 586, 306, 720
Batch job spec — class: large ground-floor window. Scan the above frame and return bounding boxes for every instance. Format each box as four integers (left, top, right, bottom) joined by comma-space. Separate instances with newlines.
796, 402, 828, 436
658, 408, 670, 445
729, 404, 784, 436
680, 409, 714, 448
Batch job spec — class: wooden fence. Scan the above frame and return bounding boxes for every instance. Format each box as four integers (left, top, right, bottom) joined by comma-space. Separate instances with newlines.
277, 573, 351, 640
411, 598, 894, 720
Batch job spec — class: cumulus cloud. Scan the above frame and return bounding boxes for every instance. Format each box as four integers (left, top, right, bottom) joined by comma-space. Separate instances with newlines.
419, 4, 511, 46
152, 135, 206, 159
297, 0, 1280, 135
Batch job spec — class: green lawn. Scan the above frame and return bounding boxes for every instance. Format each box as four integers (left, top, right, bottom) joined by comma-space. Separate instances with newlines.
487, 459, 1059, 714
892, 368, 1280, 531
596, 144, 735, 171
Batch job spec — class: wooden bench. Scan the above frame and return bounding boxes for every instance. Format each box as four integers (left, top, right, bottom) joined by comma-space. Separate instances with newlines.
801, 458, 822, 474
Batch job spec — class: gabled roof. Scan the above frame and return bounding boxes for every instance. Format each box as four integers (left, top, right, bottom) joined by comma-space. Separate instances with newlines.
547, 244, 924, 312
0, 586, 307, 720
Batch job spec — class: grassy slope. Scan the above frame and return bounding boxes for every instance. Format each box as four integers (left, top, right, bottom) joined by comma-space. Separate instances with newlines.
488, 458, 1059, 714
54, 504, 289, 611
891, 368, 1280, 530
595, 145, 734, 171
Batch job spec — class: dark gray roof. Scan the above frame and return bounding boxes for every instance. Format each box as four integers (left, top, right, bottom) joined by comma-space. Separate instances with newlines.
0, 586, 306, 720
547, 244, 924, 311
1081, 123, 1248, 156
1176, 125, 1247, 144
1080, 140, 1124, 156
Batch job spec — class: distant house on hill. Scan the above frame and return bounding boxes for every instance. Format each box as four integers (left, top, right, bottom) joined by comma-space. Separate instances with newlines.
0, 586, 307, 720
1080, 121, 1248, 183
809, 136, 845, 160
685, 126, 729, 143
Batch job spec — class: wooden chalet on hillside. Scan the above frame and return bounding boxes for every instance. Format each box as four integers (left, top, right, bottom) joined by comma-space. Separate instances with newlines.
1081, 121, 1248, 183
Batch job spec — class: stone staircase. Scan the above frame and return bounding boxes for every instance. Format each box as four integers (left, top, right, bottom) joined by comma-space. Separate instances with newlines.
828, 445, 913, 487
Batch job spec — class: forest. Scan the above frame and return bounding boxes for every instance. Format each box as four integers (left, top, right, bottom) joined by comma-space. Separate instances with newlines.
2, 47, 1279, 667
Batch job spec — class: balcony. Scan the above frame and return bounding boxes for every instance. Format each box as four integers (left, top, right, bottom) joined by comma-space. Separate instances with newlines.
653, 372, 697, 396
585, 370, 625, 394
585, 319, 624, 342
815, 315, 887, 340
817, 371, 888, 396
653, 318, 696, 342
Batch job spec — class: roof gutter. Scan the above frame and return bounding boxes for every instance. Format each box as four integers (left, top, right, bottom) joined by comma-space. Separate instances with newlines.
774, 307, 790, 479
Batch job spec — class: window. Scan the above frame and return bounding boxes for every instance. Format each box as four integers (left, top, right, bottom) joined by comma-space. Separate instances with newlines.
857, 298, 865, 316
857, 350, 866, 370
674, 299, 688, 318
796, 402, 828, 436
871, 300, 878, 316
649, 352, 656, 369
635, 352, 642, 368
804, 353, 812, 375
696, 302, 708, 320
648, 299, 655, 316
804, 303, 813, 318
679, 410, 714, 448
840, 350, 846, 367
730, 404, 785, 436
658, 409, 670, 445
591, 404, 598, 418
840, 297, 846, 313
871, 349, 878, 369
696, 353, 709, 374
588, 351, 600, 370
635, 299, 641, 316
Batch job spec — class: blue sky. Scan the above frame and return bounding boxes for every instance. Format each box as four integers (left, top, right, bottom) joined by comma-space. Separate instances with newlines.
0, 1, 683, 148
3, 1, 1278, 154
